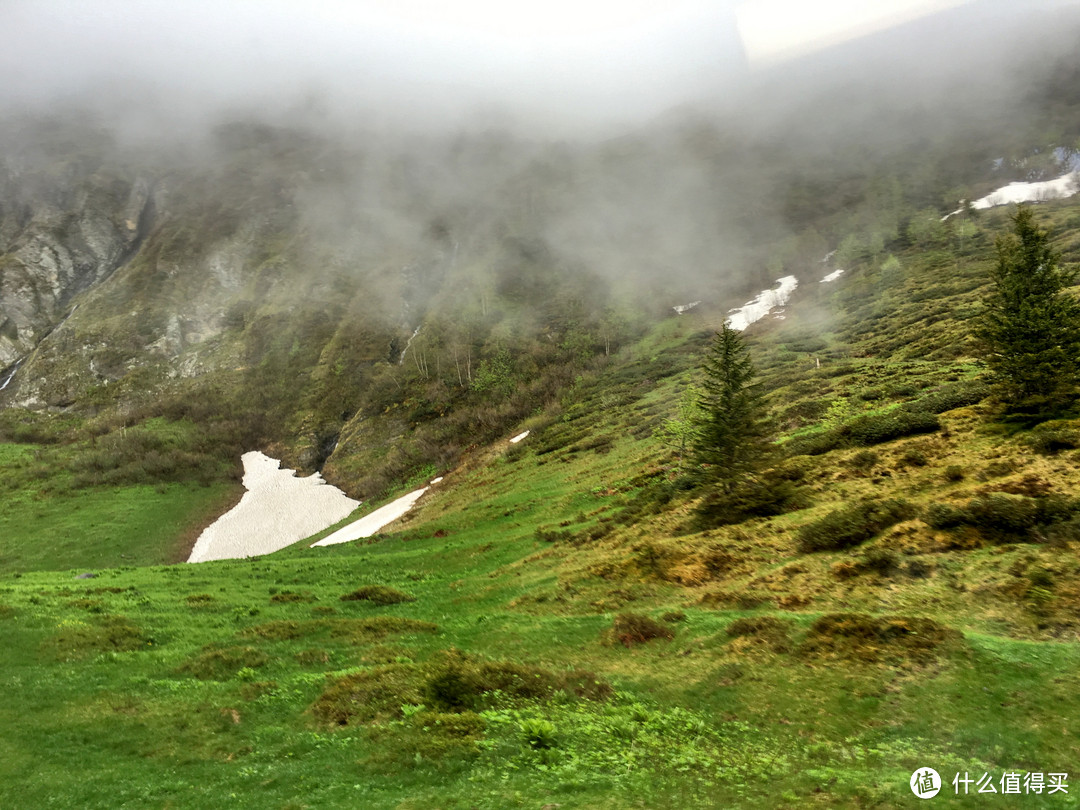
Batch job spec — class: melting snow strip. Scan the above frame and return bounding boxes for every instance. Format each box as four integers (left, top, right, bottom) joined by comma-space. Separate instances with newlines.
312, 487, 430, 546
726, 276, 798, 331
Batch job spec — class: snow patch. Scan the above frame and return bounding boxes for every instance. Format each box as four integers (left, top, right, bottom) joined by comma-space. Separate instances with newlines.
188, 452, 360, 563
312, 487, 429, 546
510, 430, 530, 444
672, 301, 701, 315
943, 172, 1079, 219
430, 476, 444, 484
726, 276, 798, 332
821, 269, 844, 283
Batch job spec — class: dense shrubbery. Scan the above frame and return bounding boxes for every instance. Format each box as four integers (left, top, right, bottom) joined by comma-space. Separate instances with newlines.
924, 493, 1080, 542
914, 380, 990, 414
798, 498, 916, 552
785, 405, 940, 456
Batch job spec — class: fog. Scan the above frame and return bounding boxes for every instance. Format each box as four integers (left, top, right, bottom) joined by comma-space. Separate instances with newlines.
0, 0, 1076, 140
3, 0, 1080, 329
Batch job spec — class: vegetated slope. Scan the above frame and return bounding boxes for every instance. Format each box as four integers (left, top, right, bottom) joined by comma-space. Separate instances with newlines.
2, 194, 1080, 808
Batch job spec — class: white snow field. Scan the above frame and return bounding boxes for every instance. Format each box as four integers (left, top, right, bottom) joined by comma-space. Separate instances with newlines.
726, 275, 798, 331
821, 269, 844, 283
187, 451, 360, 563
943, 171, 1079, 219
312, 486, 431, 547
510, 430, 530, 444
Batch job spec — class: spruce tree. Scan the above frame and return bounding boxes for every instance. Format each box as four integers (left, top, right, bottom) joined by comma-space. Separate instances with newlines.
693, 322, 770, 493
978, 205, 1080, 411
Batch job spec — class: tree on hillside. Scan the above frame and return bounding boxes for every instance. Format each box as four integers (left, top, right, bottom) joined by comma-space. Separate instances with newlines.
977, 205, 1080, 411
692, 322, 771, 494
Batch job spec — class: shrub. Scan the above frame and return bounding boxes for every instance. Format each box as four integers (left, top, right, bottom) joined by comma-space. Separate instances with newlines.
178, 645, 269, 680
923, 493, 1080, 543
900, 448, 928, 467
611, 613, 675, 647
848, 449, 880, 471
798, 499, 915, 553
339, 585, 416, 606
1023, 422, 1080, 455
944, 465, 965, 482
726, 615, 793, 651
842, 409, 940, 446
915, 381, 990, 414
692, 469, 808, 528
799, 613, 963, 662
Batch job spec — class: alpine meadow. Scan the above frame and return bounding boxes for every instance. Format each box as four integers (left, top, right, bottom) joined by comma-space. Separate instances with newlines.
5, 2, 1080, 808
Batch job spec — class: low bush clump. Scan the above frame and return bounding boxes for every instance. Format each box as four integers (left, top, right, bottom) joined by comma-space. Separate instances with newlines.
1023, 421, 1080, 456
799, 613, 963, 662
923, 493, 1080, 543
725, 615, 793, 652
339, 585, 416, 606
798, 499, 915, 552
41, 614, 149, 659
312, 650, 611, 727
178, 645, 269, 680
786, 408, 940, 457
691, 470, 809, 528
270, 590, 317, 603
610, 612, 675, 647
914, 380, 990, 414
842, 409, 940, 447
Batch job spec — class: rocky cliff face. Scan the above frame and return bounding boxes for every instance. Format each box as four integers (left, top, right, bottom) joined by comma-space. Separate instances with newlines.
0, 163, 154, 369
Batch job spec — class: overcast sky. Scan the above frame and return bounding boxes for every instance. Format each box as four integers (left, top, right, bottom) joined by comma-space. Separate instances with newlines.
0, 0, 1077, 137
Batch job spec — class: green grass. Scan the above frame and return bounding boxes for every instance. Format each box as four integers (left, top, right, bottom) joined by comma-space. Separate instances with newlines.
0, 441, 238, 572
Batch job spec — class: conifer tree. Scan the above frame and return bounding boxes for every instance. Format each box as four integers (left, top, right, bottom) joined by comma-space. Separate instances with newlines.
693, 322, 770, 493
978, 205, 1080, 411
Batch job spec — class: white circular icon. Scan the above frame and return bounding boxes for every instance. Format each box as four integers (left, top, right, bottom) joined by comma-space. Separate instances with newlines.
911, 768, 942, 798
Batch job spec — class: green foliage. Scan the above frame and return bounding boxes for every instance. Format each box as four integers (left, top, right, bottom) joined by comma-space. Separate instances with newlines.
655, 384, 701, 471
693, 324, 771, 493
519, 717, 558, 749
977, 205, 1080, 411
798, 498, 916, 552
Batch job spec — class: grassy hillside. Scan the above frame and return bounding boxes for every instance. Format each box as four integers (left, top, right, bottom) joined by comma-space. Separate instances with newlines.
2, 197, 1080, 807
